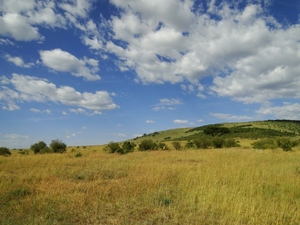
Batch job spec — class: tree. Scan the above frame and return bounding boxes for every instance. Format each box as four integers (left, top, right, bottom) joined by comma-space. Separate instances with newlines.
50, 139, 67, 153
0, 147, 11, 156
30, 141, 48, 154
122, 141, 135, 153
212, 137, 225, 148
203, 126, 230, 137
276, 138, 298, 151
138, 139, 158, 151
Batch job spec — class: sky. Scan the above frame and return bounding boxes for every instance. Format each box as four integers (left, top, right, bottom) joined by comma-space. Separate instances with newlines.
1, 0, 300, 148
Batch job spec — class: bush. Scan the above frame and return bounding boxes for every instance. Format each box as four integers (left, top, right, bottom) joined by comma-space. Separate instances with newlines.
276, 138, 298, 151
194, 137, 212, 149
252, 139, 277, 150
30, 141, 48, 154
50, 139, 67, 153
158, 142, 168, 150
212, 137, 225, 148
122, 141, 136, 153
172, 141, 181, 150
139, 139, 158, 151
105, 142, 122, 153
225, 138, 239, 148
75, 152, 82, 157
185, 141, 194, 149
39, 147, 53, 154
0, 147, 11, 156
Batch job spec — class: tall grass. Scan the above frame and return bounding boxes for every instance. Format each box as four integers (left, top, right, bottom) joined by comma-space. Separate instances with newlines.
1, 147, 300, 224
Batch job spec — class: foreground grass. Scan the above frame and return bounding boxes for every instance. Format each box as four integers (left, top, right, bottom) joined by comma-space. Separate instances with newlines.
1, 147, 300, 224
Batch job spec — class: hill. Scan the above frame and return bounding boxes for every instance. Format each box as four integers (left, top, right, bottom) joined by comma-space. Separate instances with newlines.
132, 120, 300, 143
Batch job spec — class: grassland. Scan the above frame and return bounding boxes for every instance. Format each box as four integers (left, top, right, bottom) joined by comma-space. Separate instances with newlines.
1, 143, 300, 224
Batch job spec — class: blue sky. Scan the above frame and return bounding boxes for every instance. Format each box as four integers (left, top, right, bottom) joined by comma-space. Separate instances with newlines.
1, 0, 300, 148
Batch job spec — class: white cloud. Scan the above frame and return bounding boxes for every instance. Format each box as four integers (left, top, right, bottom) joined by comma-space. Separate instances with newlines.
153, 98, 182, 111
5, 54, 34, 68
58, 0, 93, 18
159, 98, 182, 105
210, 113, 253, 121
40, 49, 100, 81
98, 1, 300, 105
146, 120, 155, 124
0, 73, 118, 113
0, 13, 42, 41
256, 103, 300, 120
0, 0, 94, 42
30, 108, 51, 114
173, 119, 189, 124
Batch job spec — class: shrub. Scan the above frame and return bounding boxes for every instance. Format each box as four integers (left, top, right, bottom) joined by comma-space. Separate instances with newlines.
18, 149, 29, 155
139, 139, 158, 151
39, 147, 53, 154
212, 137, 225, 148
172, 141, 181, 150
50, 139, 67, 153
106, 142, 122, 153
30, 141, 48, 154
185, 141, 194, 149
75, 152, 82, 157
122, 141, 136, 153
0, 147, 11, 156
158, 142, 168, 150
276, 138, 298, 151
194, 137, 212, 149
252, 139, 277, 150
225, 138, 239, 148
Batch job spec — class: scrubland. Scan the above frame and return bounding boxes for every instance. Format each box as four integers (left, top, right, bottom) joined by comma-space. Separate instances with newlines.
1, 145, 300, 224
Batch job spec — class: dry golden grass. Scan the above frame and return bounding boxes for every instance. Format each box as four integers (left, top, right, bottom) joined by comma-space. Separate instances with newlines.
1, 146, 300, 224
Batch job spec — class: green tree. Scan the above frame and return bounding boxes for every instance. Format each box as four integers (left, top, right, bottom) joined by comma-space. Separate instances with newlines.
193, 138, 211, 149
30, 141, 48, 154
139, 139, 157, 151
212, 137, 225, 148
203, 126, 230, 137
122, 141, 136, 153
276, 138, 298, 151
50, 139, 67, 153
106, 141, 122, 153
0, 147, 11, 156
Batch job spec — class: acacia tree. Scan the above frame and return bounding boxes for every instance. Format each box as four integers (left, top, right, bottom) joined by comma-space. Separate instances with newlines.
30, 141, 48, 154
0, 147, 11, 156
50, 139, 67, 153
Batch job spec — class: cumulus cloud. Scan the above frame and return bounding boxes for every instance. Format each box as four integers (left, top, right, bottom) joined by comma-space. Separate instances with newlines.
5, 54, 34, 68
0, 73, 118, 113
153, 98, 182, 111
146, 120, 155, 124
95, 0, 300, 106
30, 108, 51, 114
256, 103, 300, 120
210, 113, 253, 121
40, 49, 100, 81
0, 0, 94, 41
173, 119, 189, 124
0, 13, 42, 41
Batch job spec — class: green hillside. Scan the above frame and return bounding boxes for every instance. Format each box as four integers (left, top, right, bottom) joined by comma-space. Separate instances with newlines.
132, 120, 300, 143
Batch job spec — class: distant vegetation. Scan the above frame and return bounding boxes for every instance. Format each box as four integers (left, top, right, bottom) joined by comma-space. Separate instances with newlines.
0, 147, 11, 156
1, 119, 300, 224
30, 139, 67, 154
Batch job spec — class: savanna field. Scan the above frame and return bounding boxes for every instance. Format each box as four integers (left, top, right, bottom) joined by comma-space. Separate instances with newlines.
1, 141, 300, 225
